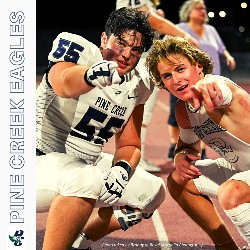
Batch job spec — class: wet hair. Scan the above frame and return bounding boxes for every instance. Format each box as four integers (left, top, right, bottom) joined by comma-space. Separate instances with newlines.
179, 0, 209, 23
105, 7, 155, 52
145, 37, 213, 89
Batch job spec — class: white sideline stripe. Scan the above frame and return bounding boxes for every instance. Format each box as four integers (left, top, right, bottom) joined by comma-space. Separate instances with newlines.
157, 100, 170, 112
152, 100, 171, 249
152, 209, 172, 250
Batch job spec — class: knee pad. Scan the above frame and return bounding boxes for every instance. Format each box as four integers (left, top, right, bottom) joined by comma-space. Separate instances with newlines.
113, 205, 152, 231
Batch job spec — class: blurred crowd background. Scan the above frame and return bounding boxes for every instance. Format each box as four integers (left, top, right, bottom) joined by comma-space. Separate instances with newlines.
37, 0, 250, 83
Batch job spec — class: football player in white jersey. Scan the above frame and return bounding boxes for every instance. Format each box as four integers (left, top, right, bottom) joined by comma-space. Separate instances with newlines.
36, 7, 166, 250
116, 0, 199, 172
146, 37, 250, 249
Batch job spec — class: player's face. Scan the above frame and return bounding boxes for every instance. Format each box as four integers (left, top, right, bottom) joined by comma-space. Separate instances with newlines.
101, 31, 143, 75
157, 54, 202, 101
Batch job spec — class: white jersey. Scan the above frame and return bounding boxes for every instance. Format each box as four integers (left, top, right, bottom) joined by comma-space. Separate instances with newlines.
36, 32, 153, 161
185, 75, 250, 171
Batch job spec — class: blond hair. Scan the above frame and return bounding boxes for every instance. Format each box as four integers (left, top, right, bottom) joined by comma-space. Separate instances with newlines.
145, 37, 213, 89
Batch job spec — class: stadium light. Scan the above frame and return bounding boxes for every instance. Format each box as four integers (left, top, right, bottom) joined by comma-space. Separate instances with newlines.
219, 11, 226, 18
208, 11, 215, 18
241, 2, 247, 8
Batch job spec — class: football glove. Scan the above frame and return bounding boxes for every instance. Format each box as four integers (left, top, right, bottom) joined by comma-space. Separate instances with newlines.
99, 161, 131, 204
84, 60, 121, 88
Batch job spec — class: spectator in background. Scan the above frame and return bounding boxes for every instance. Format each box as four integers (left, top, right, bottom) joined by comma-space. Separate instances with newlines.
116, 0, 199, 172
165, 0, 236, 161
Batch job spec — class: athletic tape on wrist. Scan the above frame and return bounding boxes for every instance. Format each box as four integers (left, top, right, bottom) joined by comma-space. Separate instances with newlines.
214, 82, 232, 107
114, 160, 131, 176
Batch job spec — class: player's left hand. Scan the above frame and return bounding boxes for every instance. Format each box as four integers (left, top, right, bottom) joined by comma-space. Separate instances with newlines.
99, 162, 131, 204
174, 150, 201, 181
